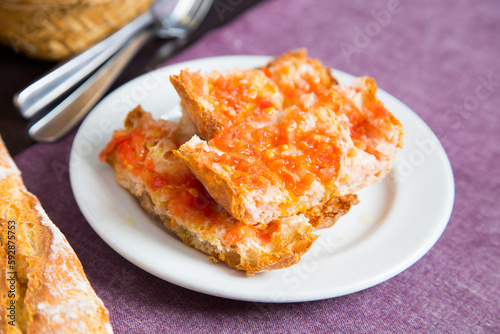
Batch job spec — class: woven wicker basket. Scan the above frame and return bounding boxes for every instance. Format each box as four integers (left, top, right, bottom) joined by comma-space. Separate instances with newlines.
0, 0, 155, 61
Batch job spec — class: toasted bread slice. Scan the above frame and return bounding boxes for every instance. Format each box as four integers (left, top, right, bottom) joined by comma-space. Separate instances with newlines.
99, 107, 359, 274
172, 55, 402, 224
174, 103, 377, 224
170, 67, 284, 140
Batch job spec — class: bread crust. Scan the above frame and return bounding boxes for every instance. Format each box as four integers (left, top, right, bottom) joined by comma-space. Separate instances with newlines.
305, 194, 359, 230
170, 73, 223, 140
0, 136, 113, 333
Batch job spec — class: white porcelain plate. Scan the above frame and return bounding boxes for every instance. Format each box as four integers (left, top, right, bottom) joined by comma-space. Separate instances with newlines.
70, 56, 454, 303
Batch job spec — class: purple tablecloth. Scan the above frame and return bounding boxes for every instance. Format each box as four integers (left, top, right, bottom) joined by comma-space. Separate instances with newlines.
14, 0, 499, 332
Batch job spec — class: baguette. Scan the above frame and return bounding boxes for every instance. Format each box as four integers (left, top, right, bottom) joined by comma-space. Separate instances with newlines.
171, 51, 403, 225
99, 107, 356, 274
0, 137, 113, 333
